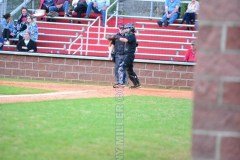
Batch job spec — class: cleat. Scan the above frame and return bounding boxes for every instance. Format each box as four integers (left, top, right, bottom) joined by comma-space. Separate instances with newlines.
113, 83, 119, 88
129, 84, 141, 89
118, 84, 125, 88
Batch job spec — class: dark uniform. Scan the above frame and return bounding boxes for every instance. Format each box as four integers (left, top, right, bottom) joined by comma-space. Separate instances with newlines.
123, 32, 140, 88
118, 24, 140, 88
112, 33, 127, 85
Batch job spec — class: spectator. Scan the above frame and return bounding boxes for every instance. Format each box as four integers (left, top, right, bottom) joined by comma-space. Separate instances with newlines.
179, 0, 199, 29
85, 0, 110, 26
157, 0, 180, 27
40, 0, 70, 17
16, 7, 29, 34
71, 0, 87, 18
17, 31, 37, 52
0, 37, 3, 50
0, 25, 3, 50
19, 16, 38, 42
0, 36, 3, 51
0, 13, 16, 45
185, 41, 197, 62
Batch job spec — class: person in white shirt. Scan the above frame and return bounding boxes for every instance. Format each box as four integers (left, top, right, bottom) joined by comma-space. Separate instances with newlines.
180, 0, 199, 28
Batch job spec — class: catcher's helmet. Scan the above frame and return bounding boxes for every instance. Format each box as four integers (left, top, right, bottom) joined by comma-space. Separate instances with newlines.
124, 23, 136, 33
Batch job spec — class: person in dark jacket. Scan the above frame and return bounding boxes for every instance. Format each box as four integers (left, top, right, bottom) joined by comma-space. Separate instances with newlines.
106, 25, 126, 88
17, 32, 37, 52
71, 0, 87, 18
16, 7, 29, 34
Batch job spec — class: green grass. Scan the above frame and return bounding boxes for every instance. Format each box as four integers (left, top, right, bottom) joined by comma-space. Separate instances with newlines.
0, 96, 192, 160
0, 85, 53, 95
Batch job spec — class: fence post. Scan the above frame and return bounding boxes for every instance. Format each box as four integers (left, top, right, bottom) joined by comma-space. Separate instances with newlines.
0, 0, 7, 20
150, 1, 153, 18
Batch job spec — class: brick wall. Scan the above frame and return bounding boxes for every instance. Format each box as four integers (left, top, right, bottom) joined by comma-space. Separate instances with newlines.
192, 0, 240, 159
0, 54, 194, 89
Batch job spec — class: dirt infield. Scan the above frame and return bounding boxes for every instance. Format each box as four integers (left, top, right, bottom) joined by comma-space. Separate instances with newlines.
0, 80, 192, 104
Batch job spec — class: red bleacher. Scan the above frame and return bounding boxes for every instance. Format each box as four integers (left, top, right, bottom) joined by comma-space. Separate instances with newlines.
3, 14, 197, 62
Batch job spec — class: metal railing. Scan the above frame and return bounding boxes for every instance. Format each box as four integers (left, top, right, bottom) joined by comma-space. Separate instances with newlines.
1, 0, 197, 64
10, 0, 33, 16
0, 0, 7, 19
104, 0, 119, 37
85, 16, 101, 55
68, 35, 84, 55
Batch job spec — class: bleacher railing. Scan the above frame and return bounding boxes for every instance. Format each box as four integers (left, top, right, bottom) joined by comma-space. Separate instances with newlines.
68, 35, 84, 55
0, 0, 7, 19
85, 16, 101, 55
104, 0, 119, 37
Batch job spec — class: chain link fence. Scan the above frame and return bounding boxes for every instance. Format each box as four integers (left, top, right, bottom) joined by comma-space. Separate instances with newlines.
1, 0, 39, 19
0, 0, 7, 20
119, 0, 191, 18
1, 0, 191, 21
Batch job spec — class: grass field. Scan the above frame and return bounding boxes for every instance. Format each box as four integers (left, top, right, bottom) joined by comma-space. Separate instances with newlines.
0, 85, 53, 95
0, 96, 192, 160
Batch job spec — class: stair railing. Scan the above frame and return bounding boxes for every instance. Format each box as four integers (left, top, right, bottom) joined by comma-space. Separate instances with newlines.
68, 34, 84, 55
85, 16, 101, 55
10, 0, 33, 16
103, 0, 119, 38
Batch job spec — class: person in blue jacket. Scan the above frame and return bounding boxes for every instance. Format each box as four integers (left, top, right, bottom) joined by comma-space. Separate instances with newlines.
19, 15, 38, 42
1, 13, 16, 45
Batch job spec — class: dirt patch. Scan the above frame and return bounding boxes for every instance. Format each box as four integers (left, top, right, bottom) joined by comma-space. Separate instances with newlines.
0, 80, 192, 104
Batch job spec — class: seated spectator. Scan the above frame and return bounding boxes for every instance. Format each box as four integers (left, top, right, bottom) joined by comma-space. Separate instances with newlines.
40, 0, 70, 17
71, 0, 87, 18
16, 7, 29, 34
0, 25, 3, 50
85, 0, 110, 26
157, 0, 180, 27
179, 0, 199, 29
19, 15, 38, 42
0, 37, 3, 51
185, 41, 197, 62
17, 32, 37, 52
0, 13, 16, 45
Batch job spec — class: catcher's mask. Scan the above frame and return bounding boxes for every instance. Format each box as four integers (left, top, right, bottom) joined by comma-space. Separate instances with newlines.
124, 23, 136, 33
